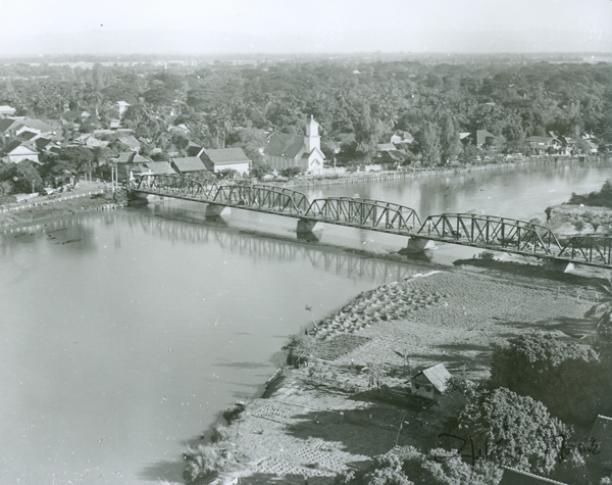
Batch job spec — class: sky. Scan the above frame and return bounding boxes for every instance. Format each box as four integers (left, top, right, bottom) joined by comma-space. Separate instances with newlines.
0, 0, 611, 56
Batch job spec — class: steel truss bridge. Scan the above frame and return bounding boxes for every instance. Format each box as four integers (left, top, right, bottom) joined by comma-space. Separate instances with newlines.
131, 177, 612, 269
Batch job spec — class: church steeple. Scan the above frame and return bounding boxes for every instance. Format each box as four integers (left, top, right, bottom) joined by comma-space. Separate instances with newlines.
304, 115, 320, 153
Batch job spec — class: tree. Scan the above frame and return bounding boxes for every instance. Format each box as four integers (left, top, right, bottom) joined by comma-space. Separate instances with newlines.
440, 114, 461, 164
489, 332, 605, 425
334, 446, 501, 485
457, 387, 569, 474
0, 161, 43, 193
419, 123, 441, 166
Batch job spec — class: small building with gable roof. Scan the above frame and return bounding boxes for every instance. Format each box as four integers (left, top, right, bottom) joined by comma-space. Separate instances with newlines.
171, 156, 208, 174
199, 147, 251, 175
410, 363, 452, 400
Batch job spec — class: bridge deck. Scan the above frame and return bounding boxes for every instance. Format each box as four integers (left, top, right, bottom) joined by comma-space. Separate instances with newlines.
131, 183, 612, 269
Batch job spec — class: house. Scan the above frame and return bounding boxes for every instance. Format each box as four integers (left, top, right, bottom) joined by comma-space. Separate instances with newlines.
0, 105, 16, 118
410, 363, 451, 400
186, 141, 202, 157
111, 151, 150, 181
16, 117, 62, 139
499, 467, 568, 485
589, 414, 612, 470
0, 118, 22, 141
199, 147, 251, 175
115, 100, 130, 119
115, 134, 141, 152
459, 132, 471, 142
3, 143, 40, 164
145, 161, 176, 176
376, 143, 397, 153
475, 129, 497, 147
263, 115, 326, 175
390, 131, 414, 147
526, 136, 557, 155
171, 156, 208, 174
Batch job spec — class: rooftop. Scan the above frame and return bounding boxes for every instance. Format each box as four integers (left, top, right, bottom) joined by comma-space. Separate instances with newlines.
203, 147, 251, 165
264, 132, 304, 159
171, 156, 207, 173
145, 161, 176, 176
413, 363, 451, 393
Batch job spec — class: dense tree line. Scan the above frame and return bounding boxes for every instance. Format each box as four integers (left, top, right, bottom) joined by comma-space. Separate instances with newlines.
1, 58, 610, 169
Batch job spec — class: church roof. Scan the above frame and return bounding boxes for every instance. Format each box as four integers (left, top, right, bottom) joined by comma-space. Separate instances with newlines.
264, 133, 304, 159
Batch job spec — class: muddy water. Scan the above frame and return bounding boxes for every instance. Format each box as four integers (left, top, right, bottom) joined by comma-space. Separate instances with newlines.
0, 159, 609, 484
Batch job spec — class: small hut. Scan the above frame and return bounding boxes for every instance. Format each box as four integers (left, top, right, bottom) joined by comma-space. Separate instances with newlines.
410, 363, 451, 400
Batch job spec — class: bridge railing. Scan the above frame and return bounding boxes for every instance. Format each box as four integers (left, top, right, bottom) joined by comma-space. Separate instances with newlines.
212, 184, 308, 216
557, 233, 612, 265
416, 213, 563, 255
305, 197, 421, 232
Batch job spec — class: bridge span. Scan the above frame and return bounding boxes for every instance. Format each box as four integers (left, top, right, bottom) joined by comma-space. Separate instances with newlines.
131, 178, 612, 269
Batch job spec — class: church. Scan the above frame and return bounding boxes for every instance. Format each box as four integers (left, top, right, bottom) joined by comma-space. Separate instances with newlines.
263, 115, 326, 175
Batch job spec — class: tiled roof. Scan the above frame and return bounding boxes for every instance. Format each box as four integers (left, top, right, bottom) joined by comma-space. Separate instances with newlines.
145, 161, 176, 176
264, 133, 304, 159
0, 118, 19, 133
171, 156, 207, 173
117, 135, 141, 150
203, 147, 251, 166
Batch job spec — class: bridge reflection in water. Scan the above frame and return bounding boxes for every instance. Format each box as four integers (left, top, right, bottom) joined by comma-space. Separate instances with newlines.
132, 178, 612, 269
129, 208, 419, 283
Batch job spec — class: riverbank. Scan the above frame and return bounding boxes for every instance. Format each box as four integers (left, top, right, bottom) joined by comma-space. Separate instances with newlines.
281, 155, 608, 189
0, 186, 126, 232
184, 268, 601, 484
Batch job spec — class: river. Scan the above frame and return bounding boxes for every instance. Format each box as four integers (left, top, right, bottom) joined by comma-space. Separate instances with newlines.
0, 159, 610, 484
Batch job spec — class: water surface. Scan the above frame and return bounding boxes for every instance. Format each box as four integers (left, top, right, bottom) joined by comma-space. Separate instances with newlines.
1, 159, 610, 484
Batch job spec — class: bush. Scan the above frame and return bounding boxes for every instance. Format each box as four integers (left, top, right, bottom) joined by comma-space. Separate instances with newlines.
489, 332, 604, 425
285, 335, 317, 368
457, 387, 569, 474
334, 446, 501, 485
280, 166, 302, 178
183, 444, 232, 483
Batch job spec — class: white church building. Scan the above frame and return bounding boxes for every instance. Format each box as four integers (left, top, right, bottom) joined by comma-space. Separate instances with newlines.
263, 115, 326, 175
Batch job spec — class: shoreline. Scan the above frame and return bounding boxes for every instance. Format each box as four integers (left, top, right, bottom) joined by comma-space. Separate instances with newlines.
281, 155, 609, 189
0, 188, 126, 233
183, 267, 602, 484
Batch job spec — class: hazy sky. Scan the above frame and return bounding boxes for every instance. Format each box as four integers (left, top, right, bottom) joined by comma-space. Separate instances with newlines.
1, 0, 611, 56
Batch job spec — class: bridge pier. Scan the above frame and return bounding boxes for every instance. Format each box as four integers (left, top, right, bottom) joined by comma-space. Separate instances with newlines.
127, 191, 149, 205
543, 259, 574, 273
205, 204, 230, 219
401, 237, 433, 254
296, 218, 318, 240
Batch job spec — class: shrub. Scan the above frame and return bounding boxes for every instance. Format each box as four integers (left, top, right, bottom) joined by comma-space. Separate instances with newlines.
183, 444, 232, 483
285, 335, 317, 367
489, 332, 604, 425
457, 387, 569, 474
